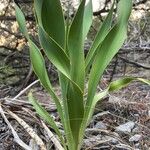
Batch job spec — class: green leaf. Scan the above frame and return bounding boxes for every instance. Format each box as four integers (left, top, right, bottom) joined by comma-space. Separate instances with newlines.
15, 4, 29, 39
86, 77, 150, 127
68, 0, 86, 90
83, 0, 93, 40
28, 92, 66, 148
79, 1, 132, 147
85, 1, 115, 72
28, 40, 64, 125
15, 5, 67, 138
67, 83, 84, 148
28, 40, 52, 90
38, 26, 70, 78
28, 40, 75, 150
137, 78, 150, 85
67, 0, 92, 147
87, 0, 132, 110
57, 1, 92, 146
109, 77, 134, 92
117, 0, 133, 25
87, 89, 108, 122
34, 0, 43, 25
41, 0, 65, 47
109, 77, 150, 92
92, 77, 150, 121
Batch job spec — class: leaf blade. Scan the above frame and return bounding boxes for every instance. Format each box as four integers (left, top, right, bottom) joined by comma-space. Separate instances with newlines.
28, 40, 75, 150
87, 0, 132, 109
68, 0, 86, 89
28, 40, 64, 126
38, 26, 70, 78
85, 1, 115, 72
87, 77, 150, 125
15, 4, 29, 39
83, 0, 93, 40
28, 92, 65, 146
67, 0, 92, 147
41, 0, 65, 47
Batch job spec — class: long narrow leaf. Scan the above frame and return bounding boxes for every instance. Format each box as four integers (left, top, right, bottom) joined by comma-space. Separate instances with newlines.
83, 0, 93, 40
28, 40, 75, 150
85, 1, 115, 72
15, 4, 84, 146
67, 0, 88, 147
34, 0, 43, 25
15, 4, 29, 39
87, 0, 132, 109
41, 0, 65, 48
68, 0, 86, 89
28, 92, 66, 148
79, 1, 132, 147
28, 40, 64, 126
34, 0, 65, 48
91, 77, 150, 120
38, 26, 70, 78
67, 83, 84, 147
109, 77, 150, 92
15, 5, 66, 135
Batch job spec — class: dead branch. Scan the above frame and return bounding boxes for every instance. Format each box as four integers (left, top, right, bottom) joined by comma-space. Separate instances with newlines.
7, 110, 47, 150
42, 121, 64, 150
0, 104, 32, 150
12, 79, 39, 100
118, 56, 150, 70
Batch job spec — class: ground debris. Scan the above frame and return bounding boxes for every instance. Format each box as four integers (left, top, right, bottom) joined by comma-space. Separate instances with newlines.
115, 121, 135, 133
129, 134, 142, 142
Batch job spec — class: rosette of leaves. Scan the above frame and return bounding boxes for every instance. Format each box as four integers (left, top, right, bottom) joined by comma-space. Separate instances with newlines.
15, 0, 150, 149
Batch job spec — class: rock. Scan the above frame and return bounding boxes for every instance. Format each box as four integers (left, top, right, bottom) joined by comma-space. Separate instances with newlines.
129, 134, 142, 142
115, 121, 135, 133
132, 127, 140, 133
94, 121, 107, 130
135, 143, 140, 148
111, 138, 119, 144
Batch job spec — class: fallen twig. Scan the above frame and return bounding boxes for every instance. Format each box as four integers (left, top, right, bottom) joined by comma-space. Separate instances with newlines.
0, 104, 31, 150
118, 56, 150, 70
12, 79, 39, 100
41, 121, 64, 150
7, 110, 47, 150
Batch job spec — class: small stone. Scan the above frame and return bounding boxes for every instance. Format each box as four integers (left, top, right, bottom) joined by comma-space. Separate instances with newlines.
129, 134, 142, 142
115, 121, 135, 133
94, 121, 107, 129
134, 114, 139, 117
132, 127, 140, 133
135, 143, 140, 148
111, 138, 119, 144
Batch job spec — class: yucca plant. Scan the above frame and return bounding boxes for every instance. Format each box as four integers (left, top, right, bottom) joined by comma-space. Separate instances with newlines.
15, 0, 150, 149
